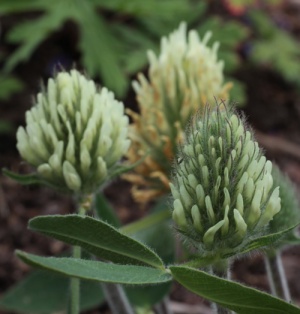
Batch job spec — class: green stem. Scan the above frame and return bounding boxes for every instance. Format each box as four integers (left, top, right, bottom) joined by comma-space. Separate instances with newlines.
211, 260, 232, 314
265, 250, 291, 302
101, 283, 135, 314
69, 200, 88, 314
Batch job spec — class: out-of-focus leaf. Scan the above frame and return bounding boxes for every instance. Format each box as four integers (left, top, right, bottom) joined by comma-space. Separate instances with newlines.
0, 75, 23, 100
228, 77, 247, 106
198, 17, 249, 49
72, 3, 127, 97
3, 169, 44, 185
0, 270, 104, 314
137, 1, 207, 37
219, 50, 240, 72
124, 205, 174, 307
250, 10, 300, 86
249, 10, 276, 37
0, 0, 47, 14
94, 193, 121, 228
95, 0, 194, 20
5, 4, 69, 71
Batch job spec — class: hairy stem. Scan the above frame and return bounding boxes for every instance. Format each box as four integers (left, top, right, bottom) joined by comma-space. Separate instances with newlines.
211, 260, 232, 314
69, 196, 90, 314
265, 250, 291, 302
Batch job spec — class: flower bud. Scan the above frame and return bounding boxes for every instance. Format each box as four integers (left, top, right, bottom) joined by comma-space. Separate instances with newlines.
170, 105, 281, 256
16, 70, 130, 194
123, 22, 232, 203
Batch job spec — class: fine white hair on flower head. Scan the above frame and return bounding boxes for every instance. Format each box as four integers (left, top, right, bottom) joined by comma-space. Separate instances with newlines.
124, 22, 232, 203
170, 104, 281, 256
17, 69, 130, 194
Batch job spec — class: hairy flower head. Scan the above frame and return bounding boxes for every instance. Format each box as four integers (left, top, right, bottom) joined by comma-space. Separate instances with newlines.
16, 70, 130, 194
124, 22, 232, 203
170, 105, 281, 256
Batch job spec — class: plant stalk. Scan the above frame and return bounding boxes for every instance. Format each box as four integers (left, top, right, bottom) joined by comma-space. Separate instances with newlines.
265, 250, 291, 302
211, 260, 232, 314
94, 193, 135, 314
69, 196, 90, 314
101, 283, 135, 314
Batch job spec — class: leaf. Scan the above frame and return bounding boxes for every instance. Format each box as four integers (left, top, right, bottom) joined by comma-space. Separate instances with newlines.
3, 168, 43, 185
29, 215, 165, 268
17, 251, 172, 285
0, 270, 104, 314
235, 223, 300, 257
249, 10, 276, 37
2, 168, 69, 192
170, 266, 300, 314
122, 208, 171, 236
0, 74, 23, 100
4, 4, 69, 71
94, 193, 121, 228
73, 3, 127, 97
0, 0, 47, 14
198, 17, 248, 49
228, 77, 247, 106
123, 206, 174, 307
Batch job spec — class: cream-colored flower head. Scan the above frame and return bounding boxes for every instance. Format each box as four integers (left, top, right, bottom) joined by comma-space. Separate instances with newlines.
170, 105, 281, 257
17, 70, 130, 194
124, 22, 232, 203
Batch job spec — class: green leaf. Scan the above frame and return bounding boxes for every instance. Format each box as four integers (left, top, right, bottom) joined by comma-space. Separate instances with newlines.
2, 168, 69, 192
250, 10, 276, 37
170, 266, 300, 314
3, 168, 43, 185
0, 0, 47, 14
73, 3, 127, 97
228, 78, 247, 106
235, 223, 300, 257
0, 74, 23, 100
4, 5, 68, 71
94, 193, 121, 228
197, 17, 248, 49
0, 270, 104, 313
17, 251, 172, 285
29, 215, 164, 268
122, 208, 171, 236
123, 206, 174, 307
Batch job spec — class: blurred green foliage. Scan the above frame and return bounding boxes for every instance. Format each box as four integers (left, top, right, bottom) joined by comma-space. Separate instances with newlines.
250, 10, 300, 87
1, 0, 299, 105
0, 0, 247, 100
0, 0, 207, 97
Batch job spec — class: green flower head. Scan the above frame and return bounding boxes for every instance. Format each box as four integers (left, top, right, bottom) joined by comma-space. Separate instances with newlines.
170, 105, 281, 257
17, 70, 130, 194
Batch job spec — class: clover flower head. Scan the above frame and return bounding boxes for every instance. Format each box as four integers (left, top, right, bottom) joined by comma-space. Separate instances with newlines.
124, 22, 232, 203
17, 69, 130, 194
170, 105, 281, 256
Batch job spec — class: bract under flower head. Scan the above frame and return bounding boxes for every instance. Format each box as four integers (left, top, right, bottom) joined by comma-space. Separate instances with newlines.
17, 70, 130, 194
170, 105, 281, 257
124, 22, 232, 203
